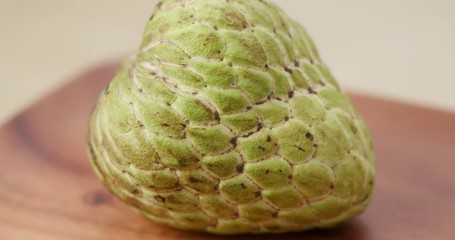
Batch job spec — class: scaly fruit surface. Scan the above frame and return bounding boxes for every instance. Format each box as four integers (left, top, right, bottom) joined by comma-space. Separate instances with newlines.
87, 0, 376, 234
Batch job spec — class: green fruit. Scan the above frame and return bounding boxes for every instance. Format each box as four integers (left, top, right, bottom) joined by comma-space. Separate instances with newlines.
87, 0, 376, 234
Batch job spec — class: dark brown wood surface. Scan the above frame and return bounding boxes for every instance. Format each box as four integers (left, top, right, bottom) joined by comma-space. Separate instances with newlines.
1, 64, 454, 240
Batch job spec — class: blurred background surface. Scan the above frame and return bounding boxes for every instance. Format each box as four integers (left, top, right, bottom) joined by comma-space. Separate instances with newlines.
0, 0, 454, 124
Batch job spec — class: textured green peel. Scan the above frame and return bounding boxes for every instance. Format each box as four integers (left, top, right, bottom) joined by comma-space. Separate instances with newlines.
88, 0, 376, 234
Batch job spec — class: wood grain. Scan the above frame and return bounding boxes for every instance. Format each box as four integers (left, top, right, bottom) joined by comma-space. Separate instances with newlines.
0, 64, 454, 240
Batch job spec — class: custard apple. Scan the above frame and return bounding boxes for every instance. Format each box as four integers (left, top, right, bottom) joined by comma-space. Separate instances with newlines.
87, 0, 376, 234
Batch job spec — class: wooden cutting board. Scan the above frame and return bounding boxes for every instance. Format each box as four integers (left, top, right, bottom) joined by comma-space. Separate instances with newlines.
1, 64, 454, 240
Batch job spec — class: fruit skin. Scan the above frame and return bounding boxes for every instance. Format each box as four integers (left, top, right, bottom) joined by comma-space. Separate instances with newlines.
87, 0, 376, 234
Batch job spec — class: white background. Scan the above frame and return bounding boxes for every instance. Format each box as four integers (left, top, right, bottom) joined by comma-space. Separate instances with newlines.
0, 0, 454, 124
